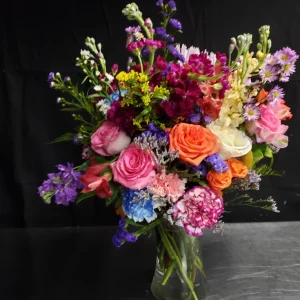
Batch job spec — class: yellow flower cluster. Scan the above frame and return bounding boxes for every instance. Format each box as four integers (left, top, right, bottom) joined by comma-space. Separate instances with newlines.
116, 70, 148, 83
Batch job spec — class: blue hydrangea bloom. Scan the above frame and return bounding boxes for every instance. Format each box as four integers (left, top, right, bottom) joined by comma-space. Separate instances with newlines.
122, 188, 157, 223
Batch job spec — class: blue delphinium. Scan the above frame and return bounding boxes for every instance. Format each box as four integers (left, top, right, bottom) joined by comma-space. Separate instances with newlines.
122, 188, 157, 223
38, 163, 83, 206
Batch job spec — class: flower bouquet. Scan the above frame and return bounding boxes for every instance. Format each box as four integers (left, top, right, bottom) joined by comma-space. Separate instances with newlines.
38, 1, 298, 299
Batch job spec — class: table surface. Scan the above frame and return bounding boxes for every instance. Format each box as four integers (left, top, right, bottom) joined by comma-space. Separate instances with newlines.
1, 222, 300, 300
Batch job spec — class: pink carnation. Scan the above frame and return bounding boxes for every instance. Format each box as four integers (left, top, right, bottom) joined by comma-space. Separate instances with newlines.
169, 186, 224, 236
149, 169, 187, 203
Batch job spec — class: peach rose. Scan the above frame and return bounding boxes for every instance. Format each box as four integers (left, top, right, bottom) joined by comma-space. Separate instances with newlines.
207, 170, 232, 191
91, 121, 131, 156
227, 158, 248, 178
169, 123, 220, 166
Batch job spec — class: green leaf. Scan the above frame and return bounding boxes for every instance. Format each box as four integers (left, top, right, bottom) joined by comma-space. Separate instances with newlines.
50, 132, 75, 144
254, 164, 283, 176
264, 146, 274, 167
95, 156, 109, 164
76, 191, 96, 204
88, 93, 104, 98
75, 160, 90, 172
252, 148, 264, 164
106, 181, 120, 207
198, 181, 208, 187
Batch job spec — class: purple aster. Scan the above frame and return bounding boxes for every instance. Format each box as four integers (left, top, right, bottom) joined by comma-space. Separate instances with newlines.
281, 62, 296, 77
169, 18, 182, 30
243, 104, 260, 121
167, 45, 185, 62
38, 163, 83, 206
259, 64, 278, 82
268, 85, 285, 103
156, 0, 163, 6
167, 0, 176, 10
112, 217, 137, 247
275, 47, 299, 65
204, 153, 228, 174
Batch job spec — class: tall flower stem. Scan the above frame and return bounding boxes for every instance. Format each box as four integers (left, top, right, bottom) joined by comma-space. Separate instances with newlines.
157, 223, 199, 300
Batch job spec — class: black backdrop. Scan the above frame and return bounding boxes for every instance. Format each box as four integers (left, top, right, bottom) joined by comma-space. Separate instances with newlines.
1, 0, 300, 228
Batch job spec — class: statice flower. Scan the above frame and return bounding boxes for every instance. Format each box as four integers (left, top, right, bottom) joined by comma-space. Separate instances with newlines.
112, 217, 137, 248
169, 18, 182, 30
268, 85, 285, 104
167, 45, 185, 62
231, 169, 261, 191
168, 186, 224, 236
191, 162, 208, 177
38, 163, 83, 206
122, 188, 157, 223
244, 104, 260, 120
148, 169, 187, 203
155, 27, 174, 42
204, 153, 228, 173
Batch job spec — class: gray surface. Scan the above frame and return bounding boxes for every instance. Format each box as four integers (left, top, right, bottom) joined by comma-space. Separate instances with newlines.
202, 222, 300, 300
0, 222, 300, 299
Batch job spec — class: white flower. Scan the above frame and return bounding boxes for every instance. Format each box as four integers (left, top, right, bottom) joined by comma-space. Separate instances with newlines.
207, 122, 252, 160
175, 44, 216, 64
105, 73, 114, 83
96, 100, 110, 116
95, 70, 100, 76
94, 85, 102, 91
80, 49, 91, 59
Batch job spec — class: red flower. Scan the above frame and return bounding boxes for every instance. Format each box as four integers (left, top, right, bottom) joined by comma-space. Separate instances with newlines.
196, 96, 222, 121
80, 163, 113, 199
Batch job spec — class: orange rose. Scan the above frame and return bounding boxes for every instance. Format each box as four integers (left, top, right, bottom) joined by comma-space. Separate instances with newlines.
207, 170, 232, 191
169, 123, 220, 166
227, 158, 248, 178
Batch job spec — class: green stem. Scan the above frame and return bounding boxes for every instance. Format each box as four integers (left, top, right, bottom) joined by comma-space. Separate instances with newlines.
158, 224, 199, 300
137, 54, 144, 73
145, 52, 155, 75
161, 261, 176, 285
134, 218, 163, 237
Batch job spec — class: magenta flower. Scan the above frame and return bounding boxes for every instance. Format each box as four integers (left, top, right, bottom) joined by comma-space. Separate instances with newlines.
169, 186, 224, 236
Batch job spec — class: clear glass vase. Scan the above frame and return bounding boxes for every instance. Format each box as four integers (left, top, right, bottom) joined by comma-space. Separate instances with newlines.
151, 222, 208, 300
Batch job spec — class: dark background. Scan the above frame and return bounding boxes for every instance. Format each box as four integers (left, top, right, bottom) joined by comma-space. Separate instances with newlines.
1, 0, 300, 228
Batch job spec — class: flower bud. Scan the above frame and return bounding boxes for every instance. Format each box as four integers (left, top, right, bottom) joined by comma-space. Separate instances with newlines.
213, 82, 223, 91
95, 70, 100, 76
94, 85, 103, 91
230, 37, 237, 45
267, 39, 272, 49
257, 43, 262, 51
105, 73, 114, 83
256, 51, 264, 60
144, 18, 153, 28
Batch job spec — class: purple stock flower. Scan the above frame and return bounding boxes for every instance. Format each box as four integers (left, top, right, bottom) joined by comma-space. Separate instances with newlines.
112, 217, 137, 247
38, 163, 83, 206
167, 0, 176, 10
167, 45, 185, 62
169, 19, 182, 30
205, 153, 228, 173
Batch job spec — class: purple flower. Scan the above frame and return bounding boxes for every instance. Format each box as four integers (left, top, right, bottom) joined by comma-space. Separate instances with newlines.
275, 47, 298, 65
259, 64, 278, 82
144, 123, 169, 141
169, 18, 182, 30
155, 27, 175, 42
191, 162, 208, 177
156, 0, 163, 6
204, 115, 212, 123
268, 85, 285, 104
231, 169, 261, 191
205, 153, 228, 173
167, 45, 185, 62
38, 163, 83, 206
189, 113, 201, 124
47, 72, 55, 87
244, 104, 260, 120
64, 76, 71, 82
112, 217, 137, 247
167, 0, 176, 10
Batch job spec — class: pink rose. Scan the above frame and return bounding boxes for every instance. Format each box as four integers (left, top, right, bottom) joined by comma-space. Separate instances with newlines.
246, 104, 288, 148
91, 121, 131, 156
270, 100, 292, 121
110, 144, 157, 190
